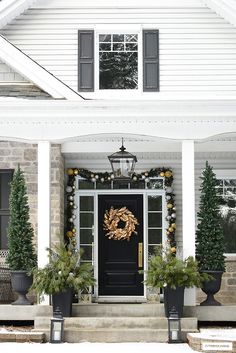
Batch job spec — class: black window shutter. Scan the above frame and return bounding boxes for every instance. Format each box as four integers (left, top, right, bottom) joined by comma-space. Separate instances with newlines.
143, 30, 159, 92
78, 30, 94, 92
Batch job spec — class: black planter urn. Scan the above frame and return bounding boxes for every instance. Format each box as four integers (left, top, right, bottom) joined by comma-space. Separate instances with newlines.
52, 288, 74, 317
200, 270, 223, 306
10, 270, 33, 305
163, 286, 185, 318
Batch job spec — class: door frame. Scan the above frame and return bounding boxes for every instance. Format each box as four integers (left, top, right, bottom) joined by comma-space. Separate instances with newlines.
75, 189, 166, 301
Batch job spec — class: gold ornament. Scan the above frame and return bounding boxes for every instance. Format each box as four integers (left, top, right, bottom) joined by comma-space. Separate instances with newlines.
72, 228, 76, 233
171, 223, 176, 229
67, 168, 74, 176
171, 247, 176, 253
165, 171, 172, 178
66, 230, 73, 238
167, 203, 173, 209
168, 227, 174, 233
103, 206, 139, 241
160, 172, 165, 177
73, 169, 79, 175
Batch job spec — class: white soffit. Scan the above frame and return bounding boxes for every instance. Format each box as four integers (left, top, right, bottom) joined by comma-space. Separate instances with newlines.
0, 35, 83, 100
201, 0, 236, 27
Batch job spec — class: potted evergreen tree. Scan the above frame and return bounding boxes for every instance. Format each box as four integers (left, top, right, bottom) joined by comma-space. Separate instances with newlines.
31, 239, 95, 316
144, 246, 209, 317
6, 165, 37, 305
196, 161, 226, 306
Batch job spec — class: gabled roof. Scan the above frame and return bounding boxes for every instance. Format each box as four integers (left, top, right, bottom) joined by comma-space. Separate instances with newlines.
201, 0, 236, 27
0, 0, 37, 28
0, 34, 83, 100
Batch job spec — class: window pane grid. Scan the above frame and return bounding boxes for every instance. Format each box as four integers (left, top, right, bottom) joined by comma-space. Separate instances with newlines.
218, 178, 236, 253
77, 177, 164, 190
99, 34, 138, 53
79, 196, 94, 264
148, 196, 162, 255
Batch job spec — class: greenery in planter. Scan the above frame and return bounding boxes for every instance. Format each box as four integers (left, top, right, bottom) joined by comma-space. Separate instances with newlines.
31, 239, 95, 295
144, 246, 210, 290
6, 165, 37, 271
196, 161, 226, 271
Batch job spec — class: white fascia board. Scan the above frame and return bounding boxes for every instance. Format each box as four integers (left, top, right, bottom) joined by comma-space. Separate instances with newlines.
0, 35, 82, 100
0, 0, 37, 28
1, 99, 236, 142
201, 0, 236, 27
35, 0, 203, 8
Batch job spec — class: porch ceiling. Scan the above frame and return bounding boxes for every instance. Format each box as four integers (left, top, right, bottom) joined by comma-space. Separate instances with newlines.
62, 133, 236, 169
1, 99, 236, 142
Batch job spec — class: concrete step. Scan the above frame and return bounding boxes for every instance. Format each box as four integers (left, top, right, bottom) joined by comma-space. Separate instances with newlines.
35, 316, 197, 330
35, 316, 198, 342
43, 328, 169, 343
41, 326, 198, 343
72, 303, 165, 317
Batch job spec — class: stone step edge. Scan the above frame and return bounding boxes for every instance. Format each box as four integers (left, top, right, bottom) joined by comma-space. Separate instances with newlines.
187, 332, 236, 353
32, 326, 199, 333
35, 316, 196, 319
0, 331, 45, 343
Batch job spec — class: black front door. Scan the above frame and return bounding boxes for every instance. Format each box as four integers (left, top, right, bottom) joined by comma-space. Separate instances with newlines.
98, 194, 143, 296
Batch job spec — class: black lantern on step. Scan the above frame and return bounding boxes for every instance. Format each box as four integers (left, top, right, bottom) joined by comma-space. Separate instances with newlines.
108, 139, 137, 180
168, 307, 182, 343
50, 307, 64, 343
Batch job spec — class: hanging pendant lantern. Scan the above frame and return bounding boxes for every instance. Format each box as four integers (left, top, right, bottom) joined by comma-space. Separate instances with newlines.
108, 139, 137, 180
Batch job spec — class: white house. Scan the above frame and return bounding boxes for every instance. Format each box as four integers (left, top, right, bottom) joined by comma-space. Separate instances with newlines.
1, 0, 236, 311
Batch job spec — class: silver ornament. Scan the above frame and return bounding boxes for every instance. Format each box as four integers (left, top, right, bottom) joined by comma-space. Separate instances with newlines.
66, 186, 73, 193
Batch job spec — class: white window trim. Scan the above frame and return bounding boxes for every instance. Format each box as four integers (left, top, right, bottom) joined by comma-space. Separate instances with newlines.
215, 169, 236, 257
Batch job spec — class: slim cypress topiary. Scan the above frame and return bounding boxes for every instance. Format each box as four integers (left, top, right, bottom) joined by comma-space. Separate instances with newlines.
6, 165, 37, 271
196, 161, 225, 272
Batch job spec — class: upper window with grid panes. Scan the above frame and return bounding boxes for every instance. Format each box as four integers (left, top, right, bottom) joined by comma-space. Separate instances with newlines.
78, 30, 159, 93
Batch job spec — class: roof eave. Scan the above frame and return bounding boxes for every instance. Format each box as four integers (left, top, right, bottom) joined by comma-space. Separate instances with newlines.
201, 0, 236, 27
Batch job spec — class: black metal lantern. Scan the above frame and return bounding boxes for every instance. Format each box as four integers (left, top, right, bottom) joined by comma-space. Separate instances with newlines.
50, 307, 64, 343
108, 139, 137, 180
168, 307, 182, 343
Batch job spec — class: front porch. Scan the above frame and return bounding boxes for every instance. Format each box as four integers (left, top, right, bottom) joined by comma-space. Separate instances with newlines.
1, 99, 236, 320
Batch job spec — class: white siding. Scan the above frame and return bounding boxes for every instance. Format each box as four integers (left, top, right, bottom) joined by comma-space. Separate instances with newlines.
0, 60, 28, 82
1, 0, 236, 98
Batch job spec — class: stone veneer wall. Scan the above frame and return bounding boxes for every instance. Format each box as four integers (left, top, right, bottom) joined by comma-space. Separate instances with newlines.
51, 144, 65, 243
196, 258, 236, 305
0, 141, 64, 250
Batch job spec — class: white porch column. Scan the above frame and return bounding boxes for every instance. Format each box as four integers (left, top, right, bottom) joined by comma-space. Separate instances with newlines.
38, 141, 51, 305
182, 140, 196, 306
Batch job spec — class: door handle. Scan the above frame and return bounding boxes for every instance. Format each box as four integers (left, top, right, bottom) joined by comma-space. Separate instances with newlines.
138, 242, 143, 268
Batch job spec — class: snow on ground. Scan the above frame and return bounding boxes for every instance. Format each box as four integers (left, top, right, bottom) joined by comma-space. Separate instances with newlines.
0, 342, 200, 353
